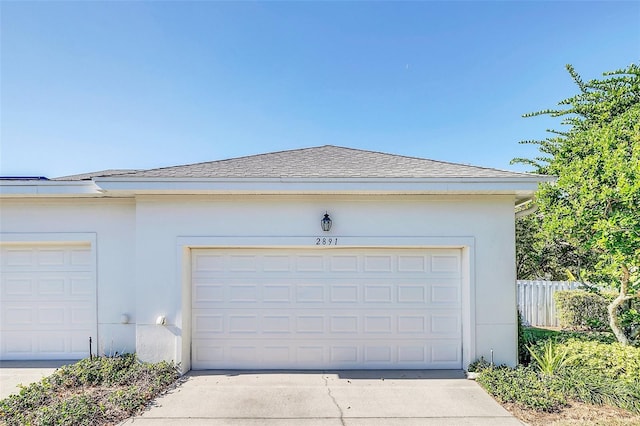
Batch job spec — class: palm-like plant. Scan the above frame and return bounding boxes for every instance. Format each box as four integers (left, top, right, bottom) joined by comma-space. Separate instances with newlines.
527, 341, 574, 376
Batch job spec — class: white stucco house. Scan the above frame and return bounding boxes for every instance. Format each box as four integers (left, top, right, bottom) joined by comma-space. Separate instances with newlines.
0, 145, 550, 371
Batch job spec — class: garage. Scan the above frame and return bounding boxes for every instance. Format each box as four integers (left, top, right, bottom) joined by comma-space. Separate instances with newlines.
191, 247, 462, 370
0, 243, 96, 360
2, 146, 547, 368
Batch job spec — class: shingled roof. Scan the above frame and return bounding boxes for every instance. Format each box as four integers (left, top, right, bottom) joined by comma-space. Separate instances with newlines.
112, 145, 533, 179
53, 169, 140, 181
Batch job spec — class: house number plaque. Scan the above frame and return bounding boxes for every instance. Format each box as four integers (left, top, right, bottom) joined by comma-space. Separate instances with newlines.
315, 237, 338, 246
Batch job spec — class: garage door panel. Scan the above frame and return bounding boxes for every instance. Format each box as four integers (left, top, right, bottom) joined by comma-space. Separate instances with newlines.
2, 248, 34, 266
192, 251, 461, 275
2, 302, 94, 328
430, 254, 461, 273
296, 284, 324, 303
363, 285, 392, 302
397, 255, 427, 272
2, 247, 92, 270
263, 285, 291, 302
2, 332, 34, 354
329, 255, 359, 272
193, 281, 459, 308
1, 244, 96, 360
2, 306, 33, 326
430, 314, 461, 335
295, 255, 324, 272
431, 342, 462, 364
2, 277, 34, 296
2, 330, 92, 360
363, 315, 392, 333
431, 281, 461, 304
192, 248, 462, 369
192, 338, 461, 369
193, 308, 459, 339
2, 272, 94, 300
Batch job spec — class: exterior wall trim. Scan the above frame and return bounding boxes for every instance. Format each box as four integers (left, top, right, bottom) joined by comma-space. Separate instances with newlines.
0, 181, 101, 196
0, 232, 97, 245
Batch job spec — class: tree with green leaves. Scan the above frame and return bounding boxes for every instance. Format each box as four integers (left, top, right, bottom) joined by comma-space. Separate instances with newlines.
515, 212, 597, 282
514, 63, 640, 345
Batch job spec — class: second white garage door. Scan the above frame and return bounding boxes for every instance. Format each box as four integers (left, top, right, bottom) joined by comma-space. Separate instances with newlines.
0, 243, 96, 360
192, 248, 462, 370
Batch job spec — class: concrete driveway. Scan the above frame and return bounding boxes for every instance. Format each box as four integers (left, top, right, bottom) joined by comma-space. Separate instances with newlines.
0, 360, 71, 400
121, 370, 522, 425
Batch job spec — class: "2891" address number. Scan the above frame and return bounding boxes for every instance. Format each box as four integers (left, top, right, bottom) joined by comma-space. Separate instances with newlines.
315, 237, 338, 246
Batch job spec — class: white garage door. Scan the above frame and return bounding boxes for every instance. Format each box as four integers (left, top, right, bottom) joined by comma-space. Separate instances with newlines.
192, 248, 462, 370
0, 243, 96, 360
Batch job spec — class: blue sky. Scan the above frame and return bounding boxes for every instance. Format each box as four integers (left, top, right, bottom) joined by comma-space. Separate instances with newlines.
1, 1, 638, 178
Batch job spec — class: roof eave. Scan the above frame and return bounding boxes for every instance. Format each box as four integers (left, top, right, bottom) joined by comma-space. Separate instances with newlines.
0, 180, 103, 197
94, 176, 552, 198
1, 176, 555, 200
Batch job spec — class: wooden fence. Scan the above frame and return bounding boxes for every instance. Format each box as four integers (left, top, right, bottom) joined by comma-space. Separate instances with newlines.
517, 280, 582, 327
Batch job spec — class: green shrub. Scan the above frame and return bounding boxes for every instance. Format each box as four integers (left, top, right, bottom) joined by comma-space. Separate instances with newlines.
477, 363, 640, 414
555, 290, 640, 342
107, 386, 148, 414
476, 366, 567, 412
468, 356, 491, 372
552, 330, 617, 344
50, 353, 141, 388
561, 340, 640, 383
517, 310, 529, 364
555, 290, 609, 331
480, 331, 640, 415
0, 354, 179, 426
519, 326, 615, 366
33, 393, 105, 426
555, 367, 640, 413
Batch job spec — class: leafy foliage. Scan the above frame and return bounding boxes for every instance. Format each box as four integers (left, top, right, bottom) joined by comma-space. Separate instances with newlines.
0, 354, 179, 426
514, 63, 640, 345
480, 328, 640, 414
517, 310, 529, 364
555, 290, 610, 330
514, 63, 640, 174
527, 340, 574, 376
562, 340, 640, 384
477, 366, 568, 412
555, 368, 640, 413
521, 326, 616, 351
33, 394, 104, 426
515, 214, 597, 281
553, 290, 640, 336
467, 356, 491, 372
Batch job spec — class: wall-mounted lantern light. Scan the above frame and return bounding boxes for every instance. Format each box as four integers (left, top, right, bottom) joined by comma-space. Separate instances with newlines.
321, 212, 332, 232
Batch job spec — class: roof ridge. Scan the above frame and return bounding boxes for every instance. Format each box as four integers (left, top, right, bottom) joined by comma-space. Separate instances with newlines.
117, 145, 332, 176
126, 145, 531, 175
90, 145, 541, 179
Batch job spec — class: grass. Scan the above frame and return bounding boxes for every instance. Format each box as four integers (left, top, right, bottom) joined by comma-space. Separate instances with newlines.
522, 327, 617, 346
0, 354, 180, 426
